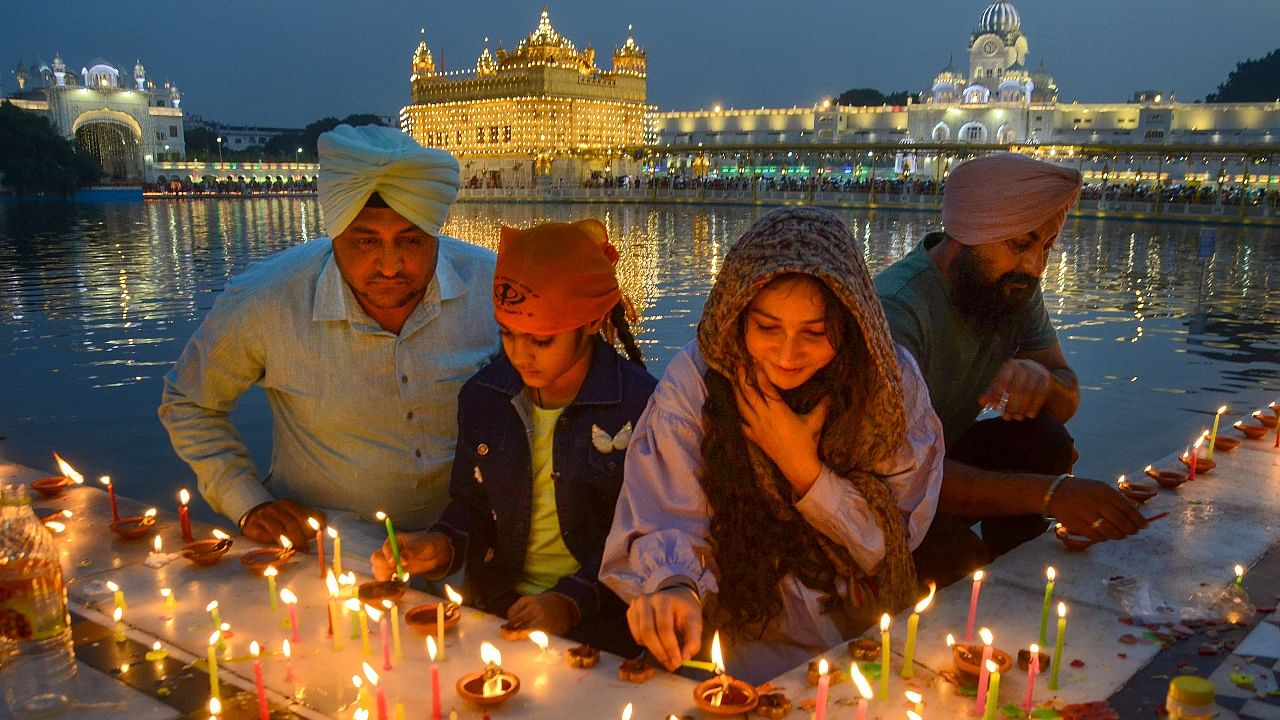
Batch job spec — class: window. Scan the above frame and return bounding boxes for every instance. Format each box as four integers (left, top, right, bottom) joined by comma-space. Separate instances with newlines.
1144, 129, 1165, 140
476, 127, 485, 144
503, 126, 511, 142
169, 125, 178, 137
455, 131, 461, 144
490, 126, 499, 143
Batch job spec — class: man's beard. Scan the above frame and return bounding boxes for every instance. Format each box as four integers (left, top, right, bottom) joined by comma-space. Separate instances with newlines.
949, 247, 1039, 334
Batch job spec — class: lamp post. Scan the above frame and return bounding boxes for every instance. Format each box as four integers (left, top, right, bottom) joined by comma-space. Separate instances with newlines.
216, 136, 223, 164
163, 144, 170, 162
296, 147, 303, 164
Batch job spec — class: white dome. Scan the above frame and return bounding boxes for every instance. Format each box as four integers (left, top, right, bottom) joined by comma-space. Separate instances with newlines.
979, 2, 1021, 34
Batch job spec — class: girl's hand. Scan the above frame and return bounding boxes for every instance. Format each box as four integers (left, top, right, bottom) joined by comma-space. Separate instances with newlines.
507, 593, 576, 636
625, 589, 702, 671
370, 531, 452, 581
734, 366, 829, 494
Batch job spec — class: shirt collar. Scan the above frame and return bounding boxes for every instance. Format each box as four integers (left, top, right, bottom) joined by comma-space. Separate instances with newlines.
476, 336, 624, 407
312, 239, 468, 324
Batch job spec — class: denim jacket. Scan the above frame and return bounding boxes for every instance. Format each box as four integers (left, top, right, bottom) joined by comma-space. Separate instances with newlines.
431, 336, 657, 623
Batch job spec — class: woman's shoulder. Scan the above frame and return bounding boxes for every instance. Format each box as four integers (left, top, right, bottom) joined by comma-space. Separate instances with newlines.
648, 341, 708, 421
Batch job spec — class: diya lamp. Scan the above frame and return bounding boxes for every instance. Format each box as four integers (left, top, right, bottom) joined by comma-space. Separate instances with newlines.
1054, 522, 1097, 551
357, 578, 407, 606
1251, 409, 1278, 429
1144, 464, 1187, 489
1181, 435, 1215, 474
1234, 421, 1269, 440
240, 534, 296, 573
692, 631, 758, 715
456, 642, 520, 707
178, 489, 193, 542
403, 595, 461, 644
1116, 475, 1156, 503
111, 507, 157, 540
99, 475, 119, 523
182, 529, 233, 565
33, 452, 84, 497
38, 509, 72, 534
951, 628, 1013, 686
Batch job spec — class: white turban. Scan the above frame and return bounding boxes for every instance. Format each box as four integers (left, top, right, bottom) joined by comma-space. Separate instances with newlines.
317, 124, 460, 238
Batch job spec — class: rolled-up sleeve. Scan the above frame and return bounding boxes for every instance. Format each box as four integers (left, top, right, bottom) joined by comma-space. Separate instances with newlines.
600, 346, 718, 602
792, 344, 944, 573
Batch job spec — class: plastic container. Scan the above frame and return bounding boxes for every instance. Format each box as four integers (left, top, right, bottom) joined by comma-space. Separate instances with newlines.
1165, 675, 1215, 719
0, 484, 76, 716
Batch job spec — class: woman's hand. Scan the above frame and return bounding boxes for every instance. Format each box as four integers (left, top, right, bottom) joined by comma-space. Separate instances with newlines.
369, 531, 452, 581
507, 593, 577, 636
626, 589, 703, 672
734, 366, 829, 494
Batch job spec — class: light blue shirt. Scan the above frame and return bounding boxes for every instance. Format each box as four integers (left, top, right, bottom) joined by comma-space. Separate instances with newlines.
159, 236, 499, 530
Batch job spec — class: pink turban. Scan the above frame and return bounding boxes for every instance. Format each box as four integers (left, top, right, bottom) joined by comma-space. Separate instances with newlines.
942, 153, 1082, 245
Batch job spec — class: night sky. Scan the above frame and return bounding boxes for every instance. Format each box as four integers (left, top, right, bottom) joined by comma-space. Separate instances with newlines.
1, 0, 1275, 128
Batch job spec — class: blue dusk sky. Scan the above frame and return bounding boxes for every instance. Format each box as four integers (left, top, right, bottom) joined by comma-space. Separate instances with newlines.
1, 0, 1276, 127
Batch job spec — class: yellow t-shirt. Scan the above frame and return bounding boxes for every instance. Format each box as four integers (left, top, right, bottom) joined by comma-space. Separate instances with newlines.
514, 404, 582, 595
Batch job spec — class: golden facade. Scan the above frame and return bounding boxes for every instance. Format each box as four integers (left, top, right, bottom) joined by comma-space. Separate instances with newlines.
400, 7, 646, 171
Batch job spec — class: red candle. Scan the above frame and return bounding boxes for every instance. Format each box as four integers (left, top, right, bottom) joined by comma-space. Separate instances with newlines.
375, 606, 392, 671
178, 489, 193, 542
363, 662, 388, 720
428, 637, 442, 720
101, 475, 119, 522
283, 639, 295, 684
1022, 643, 1040, 711
1188, 441, 1200, 481
251, 641, 269, 720
965, 570, 984, 641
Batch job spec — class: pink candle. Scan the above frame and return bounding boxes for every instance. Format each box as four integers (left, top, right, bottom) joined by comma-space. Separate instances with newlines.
850, 663, 872, 720
974, 629, 995, 716
1022, 643, 1040, 711
1188, 444, 1198, 481
101, 476, 119, 522
283, 639, 295, 684
178, 489, 193, 542
855, 698, 867, 720
380, 612, 392, 671
308, 518, 325, 578
281, 589, 301, 643
428, 637, 442, 720
965, 570, 984, 641
813, 659, 830, 720
251, 642, 269, 720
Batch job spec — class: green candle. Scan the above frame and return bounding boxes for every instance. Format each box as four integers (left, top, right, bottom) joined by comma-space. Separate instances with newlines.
207, 631, 221, 699
1038, 566, 1056, 646
376, 511, 404, 578
1048, 602, 1067, 690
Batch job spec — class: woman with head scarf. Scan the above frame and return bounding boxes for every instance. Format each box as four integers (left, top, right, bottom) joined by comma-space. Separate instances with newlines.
600, 207, 944, 683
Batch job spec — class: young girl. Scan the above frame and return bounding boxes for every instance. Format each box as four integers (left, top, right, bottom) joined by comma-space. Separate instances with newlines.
373, 219, 654, 653
600, 207, 945, 682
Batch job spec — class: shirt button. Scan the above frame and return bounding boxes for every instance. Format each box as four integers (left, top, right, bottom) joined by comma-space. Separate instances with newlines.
406, 411, 414, 420
401, 375, 408, 384
477, 443, 489, 456
414, 449, 422, 458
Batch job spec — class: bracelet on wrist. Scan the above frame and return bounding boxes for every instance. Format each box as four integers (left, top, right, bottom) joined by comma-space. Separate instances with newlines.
1041, 473, 1072, 520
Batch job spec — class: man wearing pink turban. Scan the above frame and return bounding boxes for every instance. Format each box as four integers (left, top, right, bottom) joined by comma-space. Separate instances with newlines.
876, 153, 1147, 586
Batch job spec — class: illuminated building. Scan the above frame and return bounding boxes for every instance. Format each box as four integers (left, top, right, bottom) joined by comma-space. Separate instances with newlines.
400, 6, 648, 186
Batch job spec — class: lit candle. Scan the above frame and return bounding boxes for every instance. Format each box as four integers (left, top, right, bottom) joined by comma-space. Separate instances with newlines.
305, 517, 324, 578
178, 488, 193, 542
100, 475, 119, 522
1206, 405, 1227, 459
206, 600, 222, 630
207, 631, 221, 699
1022, 643, 1040, 711
428, 636, 442, 720
905, 690, 923, 715
326, 571, 343, 651
1038, 567, 1056, 645
622, 703, 633, 720
352, 675, 366, 711
328, 527, 342, 576
375, 511, 404, 578
146, 640, 168, 662
814, 658, 830, 720
368, 604, 391, 671
384, 600, 403, 660
851, 662, 872, 720
974, 628, 995, 716
1234, 564, 1245, 588
907, 713, 922, 720
152, 534, 164, 556
264, 567, 279, 611
280, 588, 300, 644
113, 606, 126, 643
980, 658, 1002, 720
347, 599, 370, 655
901, 581, 935, 678
1187, 437, 1201, 481
363, 662, 388, 720
529, 630, 549, 657
251, 641, 269, 720
162, 587, 177, 609
965, 569, 984, 641
394, 703, 404, 720
1048, 602, 1067, 690
441, 584, 462, 661
209, 697, 222, 720
107, 580, 126, 612
480, 642, 504, 698
282, 639, 294, 683
879, 613, 891, 699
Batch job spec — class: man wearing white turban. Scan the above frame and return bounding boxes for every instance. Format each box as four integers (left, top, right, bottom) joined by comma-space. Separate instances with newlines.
160, 124, 499, 559
876, 153, 1146, 587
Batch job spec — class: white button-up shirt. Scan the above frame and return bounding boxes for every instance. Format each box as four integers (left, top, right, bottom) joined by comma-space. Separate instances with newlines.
159, 236, 499, 530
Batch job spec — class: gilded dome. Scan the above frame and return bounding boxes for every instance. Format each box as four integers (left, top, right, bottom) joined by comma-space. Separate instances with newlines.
979, 1, 1021, 34
517, 6, 577, 54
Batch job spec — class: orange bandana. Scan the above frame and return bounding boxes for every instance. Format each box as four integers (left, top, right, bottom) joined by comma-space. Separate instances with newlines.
493, 219, 621, 335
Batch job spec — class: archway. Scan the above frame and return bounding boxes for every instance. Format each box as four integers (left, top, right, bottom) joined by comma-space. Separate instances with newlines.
75, 121, 141, 182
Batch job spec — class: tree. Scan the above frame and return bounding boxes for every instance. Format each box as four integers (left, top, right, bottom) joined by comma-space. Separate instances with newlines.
1206, 49, 1280, 103
0, 101, 102, 197
264, 114, 387, 161
835, 87, 914, 106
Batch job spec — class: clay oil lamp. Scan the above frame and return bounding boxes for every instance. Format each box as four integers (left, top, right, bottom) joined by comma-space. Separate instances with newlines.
36, 508, 73, 532
1017, 646, 1051, 673
240, 534, 297, 573
1180, 437, 1215, 474
111, 508, 157, 540
1143, 465, 1187, 489
182, 529, 233, 566
1053, 523, 1097, 552
33, 453, 84, 497
1210, 435, 1241, 452
357, 577, 407, 606
404, 601, 461, 636
1115, 475, 1156, 503
847, 637, 881, 663
950, 629, 1012, 684
1234, 421, 1269, 440
456, 642, 520, 707
693, 631, 759, 715
1253, 410, 1279, 429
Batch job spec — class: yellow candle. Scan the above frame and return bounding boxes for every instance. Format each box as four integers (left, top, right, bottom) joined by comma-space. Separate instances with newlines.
879, 613, 891, 698
145, 640, 168, 662
265, 567, 279, 611
1048, 602, 1067, 690
160, 587, 176, 609
107, 580, 126, 612
112, 606, 126, 643
1206, 405, 1227, 459
207, 631, 221, 699
360, 603, 372, 656
385, 600, 403, 660
901, 582, 935, 679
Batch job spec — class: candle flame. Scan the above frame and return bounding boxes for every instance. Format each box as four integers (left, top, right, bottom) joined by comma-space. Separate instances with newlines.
52, 453, 84, 484
985, 659, 998, 673
481, 641, 502, 667
817, 658, 828, 676
344, 598, 362, 612
107, 580, 119, 592
143, 508, 157, 519
340, 572, 356, 586
1046, 566, 1056, 582
979, 627, 993, 645
99, 475, 111, 488
179, 488, 190, 505
153, 535, 162, 553
327, 526, 339, 539
907, 713, 922, 720
375, 511, 387, 521
153, 641, 162, 652
160, 588, 171, 598
307, 517, 320, 531
851, 662, 873, 698
352, 674, 362, 689
211, 529, 231, 540
974, 569, 984, 582
1030, 643, 1039, 654
1217, 405, 1228, 415
354, 710, 368, 720
209, 630, 220, 646
113, 606, 122, 621
283, 639, 291, 658
427, 635, 437, 661
382, 599, 393, 610
1235, 564, 1245, 578
1144, 465, 1153, 472
710, 630, 725, 674
250, 640, 260, 657
1117, 475, 1128, 489
220, 622, 229, 632
444, 584, 463, 605
1234, 421, 1244, 429
325, 570, 339, 596
1057, 601, 1067, 618
209, 697, 221, 715
365, 604, 382, 623
622, 703, 633, 720
45, 521, 65, 532
880, 613, 891, 632
279, 588, 298, 605
946, 633, 955, 648
264, 566, 278, 578
905, 690, 923, 704
913, 581, 937, 613
278, 535, 293, 550
362, 661, 379, 686
205, 600, 218, 612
